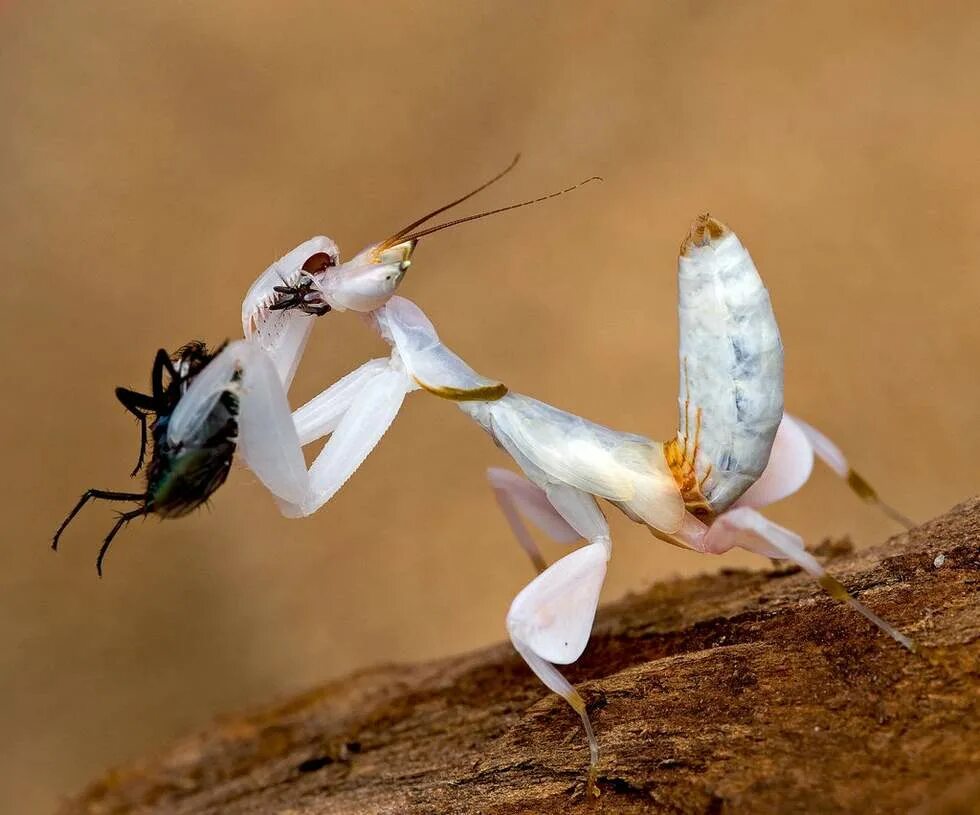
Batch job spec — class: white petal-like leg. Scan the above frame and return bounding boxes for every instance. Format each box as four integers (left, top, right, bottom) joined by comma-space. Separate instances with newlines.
735, 414, 814, 510
651, 509, 710, 552
179, 341, 412, 517
241, 354, 413, 517
506, 487, 611, 791
543, 484, 611, 554
790, 414, 914, 529
254, 311, 315, 392
705, 506, 916, 652
295, 366, 414, 516
293, 358, 392, 446
236, 343, 311, 508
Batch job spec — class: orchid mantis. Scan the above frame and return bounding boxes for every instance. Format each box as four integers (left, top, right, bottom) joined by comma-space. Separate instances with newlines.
257, 214, 915, 791
54, 170, 916, 799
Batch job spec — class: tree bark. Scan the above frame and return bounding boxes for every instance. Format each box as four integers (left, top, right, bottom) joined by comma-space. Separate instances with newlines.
62, 499, 980, 815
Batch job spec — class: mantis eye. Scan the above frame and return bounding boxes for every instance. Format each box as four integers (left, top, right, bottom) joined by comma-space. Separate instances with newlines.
302, 252, 335, 274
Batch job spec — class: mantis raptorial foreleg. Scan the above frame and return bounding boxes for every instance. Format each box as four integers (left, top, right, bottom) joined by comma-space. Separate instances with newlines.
168, 340, 415, 517
243, 212, 919, 793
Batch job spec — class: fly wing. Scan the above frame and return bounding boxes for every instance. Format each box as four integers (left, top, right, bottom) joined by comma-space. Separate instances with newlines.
490, 395, 684, 533
167, 342, 244, 447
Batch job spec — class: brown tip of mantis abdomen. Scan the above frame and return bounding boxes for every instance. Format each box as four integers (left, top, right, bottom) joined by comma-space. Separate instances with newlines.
680, 213, 731, 255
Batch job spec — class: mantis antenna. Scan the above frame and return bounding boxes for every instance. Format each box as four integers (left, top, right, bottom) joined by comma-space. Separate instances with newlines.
373, 158, 602, 257
383, 153, 522, 247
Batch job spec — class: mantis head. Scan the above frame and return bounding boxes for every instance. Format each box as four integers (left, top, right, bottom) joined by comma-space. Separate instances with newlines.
315, 238, 417, 313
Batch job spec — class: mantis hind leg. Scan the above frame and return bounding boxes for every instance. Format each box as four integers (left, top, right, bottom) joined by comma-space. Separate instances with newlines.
788, 414, 915, 529
706, 506, 916, 652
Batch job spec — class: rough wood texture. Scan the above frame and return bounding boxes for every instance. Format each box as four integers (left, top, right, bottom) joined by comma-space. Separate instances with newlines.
62, 500, 980, 815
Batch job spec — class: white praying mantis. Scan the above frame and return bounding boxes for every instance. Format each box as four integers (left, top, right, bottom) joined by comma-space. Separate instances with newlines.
226, 212, 916, 791
56, 159, 916, 798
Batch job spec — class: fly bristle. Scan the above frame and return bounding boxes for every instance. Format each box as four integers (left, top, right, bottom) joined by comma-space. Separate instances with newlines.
172, 340, 209, 362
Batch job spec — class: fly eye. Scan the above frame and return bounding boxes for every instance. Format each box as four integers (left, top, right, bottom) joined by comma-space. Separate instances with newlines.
302, 252, 335, 274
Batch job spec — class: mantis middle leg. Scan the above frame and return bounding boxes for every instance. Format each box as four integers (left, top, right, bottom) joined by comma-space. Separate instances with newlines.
505, 484, 612, 792
487, 467, 580, 573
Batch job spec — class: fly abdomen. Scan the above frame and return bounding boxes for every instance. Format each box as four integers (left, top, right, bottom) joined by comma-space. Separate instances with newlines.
146, 350, 241, 519
147, 428, 237, 518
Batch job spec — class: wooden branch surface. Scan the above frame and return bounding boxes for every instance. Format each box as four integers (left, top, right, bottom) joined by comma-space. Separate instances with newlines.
62, 499, 980, 815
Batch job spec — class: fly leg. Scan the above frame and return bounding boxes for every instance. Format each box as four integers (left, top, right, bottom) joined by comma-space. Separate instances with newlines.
96, 508, 149, 577
269, 277, 331, 316
705, 506, 916, 652
104, 348, 183, 477
151, 348, 179, 399
487, 467, 580, 573
52, 489, 146, 555
506, 484, 611, 796
114, 388, 156, 476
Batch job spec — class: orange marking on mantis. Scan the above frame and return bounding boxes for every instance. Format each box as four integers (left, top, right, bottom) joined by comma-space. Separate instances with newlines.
681, 358, 691, 460
665, 403, 714, 521
691, 407, 703, 464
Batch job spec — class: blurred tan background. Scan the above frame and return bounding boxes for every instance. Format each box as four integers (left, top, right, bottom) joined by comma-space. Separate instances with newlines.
1, 1, 978, 812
